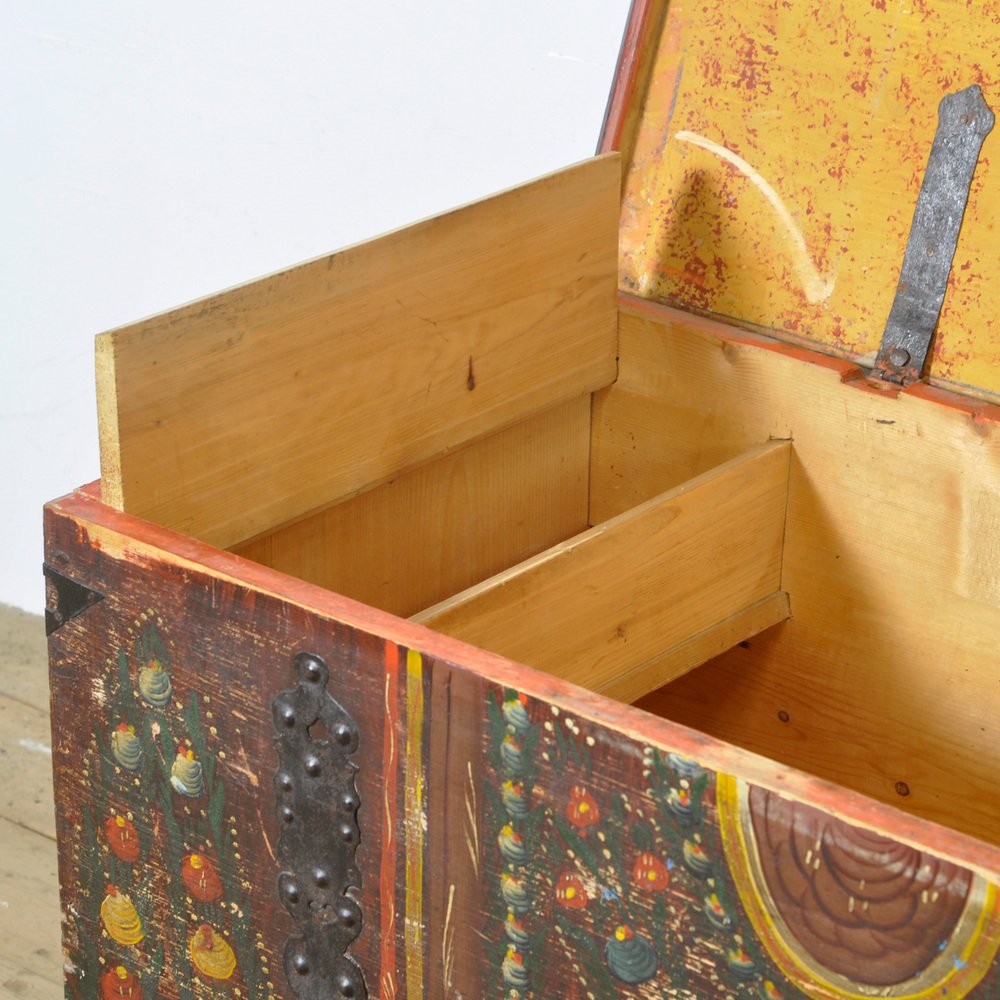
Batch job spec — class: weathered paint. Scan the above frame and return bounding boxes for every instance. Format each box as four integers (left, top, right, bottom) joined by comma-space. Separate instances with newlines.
54, 612, 271, 998
45, 483, 1000, 997
379, 644, 400, 998
485, 685, 1000, 997
613, 0, 1000, 400
718, 775, 1000, 998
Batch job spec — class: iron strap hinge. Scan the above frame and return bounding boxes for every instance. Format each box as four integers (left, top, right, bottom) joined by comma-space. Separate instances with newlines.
872, 85, 994, 387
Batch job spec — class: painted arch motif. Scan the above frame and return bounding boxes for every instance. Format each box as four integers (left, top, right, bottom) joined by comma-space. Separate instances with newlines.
720, 777, 1000, 998
483, 686, 1000, 999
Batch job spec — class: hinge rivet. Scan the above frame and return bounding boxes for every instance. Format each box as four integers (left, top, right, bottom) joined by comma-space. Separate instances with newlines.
887, 347, 911, 368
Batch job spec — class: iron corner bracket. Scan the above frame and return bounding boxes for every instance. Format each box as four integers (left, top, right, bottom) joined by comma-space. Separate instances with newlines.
42, 562, 106, 636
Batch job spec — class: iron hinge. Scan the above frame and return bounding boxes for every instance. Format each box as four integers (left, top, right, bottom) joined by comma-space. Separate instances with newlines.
871, 85, 994, 387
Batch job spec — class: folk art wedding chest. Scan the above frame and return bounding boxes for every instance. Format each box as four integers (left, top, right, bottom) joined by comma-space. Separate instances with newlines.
44, 1, 1000, 997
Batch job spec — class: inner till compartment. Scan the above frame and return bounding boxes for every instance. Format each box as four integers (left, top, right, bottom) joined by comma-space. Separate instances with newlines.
235, 395, 790, 705
231, 303, 1000, 850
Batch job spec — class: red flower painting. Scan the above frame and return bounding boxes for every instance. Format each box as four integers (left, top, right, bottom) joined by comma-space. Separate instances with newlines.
100, 964, 142, 999
632, 851, 670, 892
181, 851, 223, 903
555, 871, 588, 910
566, 785, 600, 834
104, 814, 140, 863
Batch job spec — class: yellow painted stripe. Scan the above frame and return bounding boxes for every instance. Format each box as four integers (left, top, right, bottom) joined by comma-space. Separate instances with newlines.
405, 648, 425, 997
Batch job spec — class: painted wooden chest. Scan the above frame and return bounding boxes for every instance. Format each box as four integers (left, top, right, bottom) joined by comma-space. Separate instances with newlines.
45, 2, 1000, 997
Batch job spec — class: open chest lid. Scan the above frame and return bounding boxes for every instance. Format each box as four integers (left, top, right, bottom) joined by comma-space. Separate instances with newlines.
600, 0, 999, 400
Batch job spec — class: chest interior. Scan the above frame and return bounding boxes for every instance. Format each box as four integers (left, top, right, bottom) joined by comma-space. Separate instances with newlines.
93, 0, 1000, 852
94, 148, 1000, 852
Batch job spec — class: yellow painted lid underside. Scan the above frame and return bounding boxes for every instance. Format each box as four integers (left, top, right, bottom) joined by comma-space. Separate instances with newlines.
619, 0, 999, 399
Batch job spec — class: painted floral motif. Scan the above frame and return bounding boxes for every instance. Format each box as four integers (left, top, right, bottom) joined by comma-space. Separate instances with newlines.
138, 659, 172, 708
631, 851, 670, 893
704, 891, 733, 930
110, 723, 142, 772
66, 613, 269, 999
500, 732, 527, 775
501, 943, 530, 990
105, 814, 140, 863
555, 871, 588, 911
566, 785, 601, 834
483, 690, 1000, 998
180, 852, 223, 903
502, 693, 532, 733
726, 943, 758, 979
665, 781, 695, 822
681, 835, 711, 876
504, 910, 531, 947
501, 779, 530, 818
604, 925, 659, 984
100, 963, 142, 999
500, 871, 531, 914
100, 885, 144, 946
188, 923, 237, 980
498, 824, 528, 865
719, 776, 1000, 997
484, 690, 798, 997
169, 747, 204, 798
487, 690, 543, 996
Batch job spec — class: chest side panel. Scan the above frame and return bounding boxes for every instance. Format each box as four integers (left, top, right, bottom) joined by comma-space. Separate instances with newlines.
472, 682, 1000, 999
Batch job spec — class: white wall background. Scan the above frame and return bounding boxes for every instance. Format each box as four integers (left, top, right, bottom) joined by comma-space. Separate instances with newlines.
1, 1, 631, 613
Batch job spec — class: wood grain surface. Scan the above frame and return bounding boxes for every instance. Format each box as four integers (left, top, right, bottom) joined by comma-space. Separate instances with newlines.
97, 155, 620, 550
235, 396, 592, 618
596, 299, 1000, 845
415, 441, 791, 698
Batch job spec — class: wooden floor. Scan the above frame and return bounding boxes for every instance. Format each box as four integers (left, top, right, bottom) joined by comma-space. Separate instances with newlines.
0, 605, 62, 998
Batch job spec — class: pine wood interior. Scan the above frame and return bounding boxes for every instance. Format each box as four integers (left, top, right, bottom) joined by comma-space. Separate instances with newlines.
413, 441, 791, 703
612, 302, 1000, 847
235, 295, 1000, 848
95, 155, 619, 551
96, 156, 1000, 848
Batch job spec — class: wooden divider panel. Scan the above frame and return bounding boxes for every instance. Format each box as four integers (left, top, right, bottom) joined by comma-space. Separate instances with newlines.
97, 155, 620, 549
415, 441, 791, 699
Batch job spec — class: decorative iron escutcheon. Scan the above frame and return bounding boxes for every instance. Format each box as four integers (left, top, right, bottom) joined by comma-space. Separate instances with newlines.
273, 652, 366, 999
